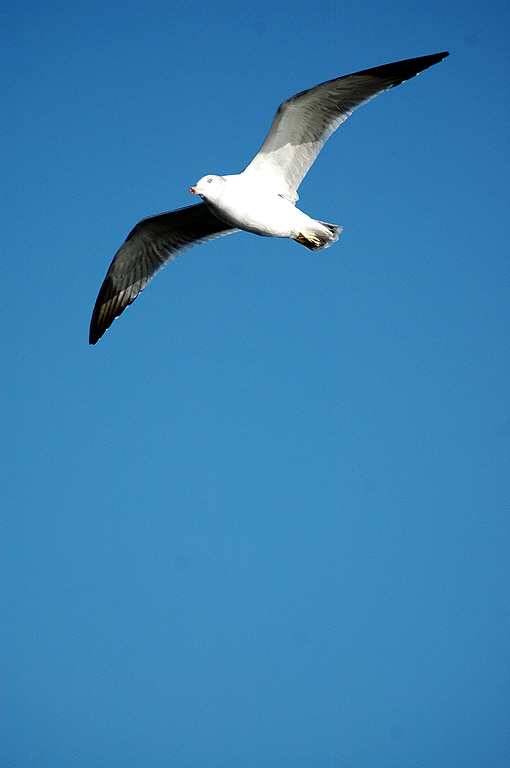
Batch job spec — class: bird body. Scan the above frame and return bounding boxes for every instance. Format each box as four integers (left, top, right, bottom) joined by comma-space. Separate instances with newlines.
90, 52, 449, 344
190, 173, 341, 247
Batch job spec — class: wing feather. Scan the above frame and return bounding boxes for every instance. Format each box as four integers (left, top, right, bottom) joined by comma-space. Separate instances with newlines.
89, 203, 238, 344
242, 52, 449, 202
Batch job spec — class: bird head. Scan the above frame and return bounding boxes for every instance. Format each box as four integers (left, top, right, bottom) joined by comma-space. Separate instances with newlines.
189, 174, 225, 202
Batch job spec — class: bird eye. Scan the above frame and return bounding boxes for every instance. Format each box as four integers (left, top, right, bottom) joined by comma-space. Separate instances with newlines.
207, 177, 213, 183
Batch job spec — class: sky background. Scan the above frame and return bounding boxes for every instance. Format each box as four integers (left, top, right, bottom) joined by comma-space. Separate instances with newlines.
2, 1, 509, 766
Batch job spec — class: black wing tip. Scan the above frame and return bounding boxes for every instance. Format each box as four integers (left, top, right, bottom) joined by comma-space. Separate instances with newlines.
90, 306, 120, 343
89, 313, 108, 344
89, 307, 104, 345
387, 51, 450, 68
89, 275, 118, 344
367, 51, 450, 86
89, 325, 102, 345
89, 299, 125, 345
415, 51, 449, 63
408, 51, 450, 70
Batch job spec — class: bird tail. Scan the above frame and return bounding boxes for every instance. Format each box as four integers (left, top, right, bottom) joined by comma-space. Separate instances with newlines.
293, 221, 343, 251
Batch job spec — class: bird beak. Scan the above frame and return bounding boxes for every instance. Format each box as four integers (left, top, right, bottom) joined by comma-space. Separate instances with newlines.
189, 186, 198, 194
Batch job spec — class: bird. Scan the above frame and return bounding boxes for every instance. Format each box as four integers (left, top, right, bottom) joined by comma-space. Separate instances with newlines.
89, 52, 449, 344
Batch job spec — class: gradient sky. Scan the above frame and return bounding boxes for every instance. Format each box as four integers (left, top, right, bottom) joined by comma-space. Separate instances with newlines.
2, 1, 509, 766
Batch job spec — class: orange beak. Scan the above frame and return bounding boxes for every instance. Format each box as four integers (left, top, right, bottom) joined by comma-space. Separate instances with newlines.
189, 186, 198, 194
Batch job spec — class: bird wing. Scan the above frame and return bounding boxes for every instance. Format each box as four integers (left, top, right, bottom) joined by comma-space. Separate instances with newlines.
241, 52, 449, 202
89, 203, 238, 344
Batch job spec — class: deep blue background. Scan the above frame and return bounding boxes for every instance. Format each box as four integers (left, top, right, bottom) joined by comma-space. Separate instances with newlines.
2, 1, 509, 765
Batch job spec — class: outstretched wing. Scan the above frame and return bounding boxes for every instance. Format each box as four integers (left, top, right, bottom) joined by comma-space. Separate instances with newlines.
89, 203, 238, 343
241, 52, 449, 202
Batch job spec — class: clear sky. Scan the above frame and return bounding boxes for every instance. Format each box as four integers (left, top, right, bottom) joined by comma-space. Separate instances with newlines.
2, 1, 509, 766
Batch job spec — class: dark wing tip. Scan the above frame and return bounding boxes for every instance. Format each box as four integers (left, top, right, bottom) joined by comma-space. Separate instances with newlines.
366, 51, 450, 88
89, 275, 123, 344
89, 312, 107, 345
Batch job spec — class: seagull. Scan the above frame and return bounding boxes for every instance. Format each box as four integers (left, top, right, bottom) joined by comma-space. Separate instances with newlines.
89, 52, 449, 344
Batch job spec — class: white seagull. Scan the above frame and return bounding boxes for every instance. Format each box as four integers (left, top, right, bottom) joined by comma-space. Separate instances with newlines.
90, 52, 449, 344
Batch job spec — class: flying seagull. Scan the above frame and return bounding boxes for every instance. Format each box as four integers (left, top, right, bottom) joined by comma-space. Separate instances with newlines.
89, 52, 449, 344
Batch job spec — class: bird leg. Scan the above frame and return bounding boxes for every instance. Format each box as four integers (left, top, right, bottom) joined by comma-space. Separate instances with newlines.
294, 233, 323, 249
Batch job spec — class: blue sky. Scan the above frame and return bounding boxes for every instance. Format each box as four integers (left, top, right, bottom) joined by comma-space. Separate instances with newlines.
2, 1, 509, 766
